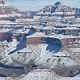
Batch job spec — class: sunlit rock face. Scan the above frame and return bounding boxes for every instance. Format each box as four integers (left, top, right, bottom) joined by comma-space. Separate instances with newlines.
0, 0, 21, 18
0, 0, 4, 4
0, 33, 12, 41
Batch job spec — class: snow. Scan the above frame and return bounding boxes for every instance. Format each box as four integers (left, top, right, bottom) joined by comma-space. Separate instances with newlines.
27, 32, 46, 38
64, 12, 75, 15
20, 70, 80, 80
0, 68, 80, 80
46, 34, 79, 39
52, 12, 64, 15
0, 1, 79, 80
0, 41, 78, 71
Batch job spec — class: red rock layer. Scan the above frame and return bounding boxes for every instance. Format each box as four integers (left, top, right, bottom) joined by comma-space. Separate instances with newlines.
26, 37, 42, 45
61, 38, 80, 44
0, 33, 11, 41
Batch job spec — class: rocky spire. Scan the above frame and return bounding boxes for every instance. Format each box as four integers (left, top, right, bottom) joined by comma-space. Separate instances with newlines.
54, 1, 61, 6
0, 0, 5, 4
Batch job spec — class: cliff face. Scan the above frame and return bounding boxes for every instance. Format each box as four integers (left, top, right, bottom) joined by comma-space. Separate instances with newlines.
0, 0, 21, 18
0, 33, 12, 41
33, 1, 80, 36
61, 38, 80, 50
0, 6, 20, 14
0, 0, 4, 4
34, 1, 75, 22
61, 38, 80, 43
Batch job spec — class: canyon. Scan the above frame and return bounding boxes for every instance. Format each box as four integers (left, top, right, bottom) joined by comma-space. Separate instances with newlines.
0, 0, 79, 80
